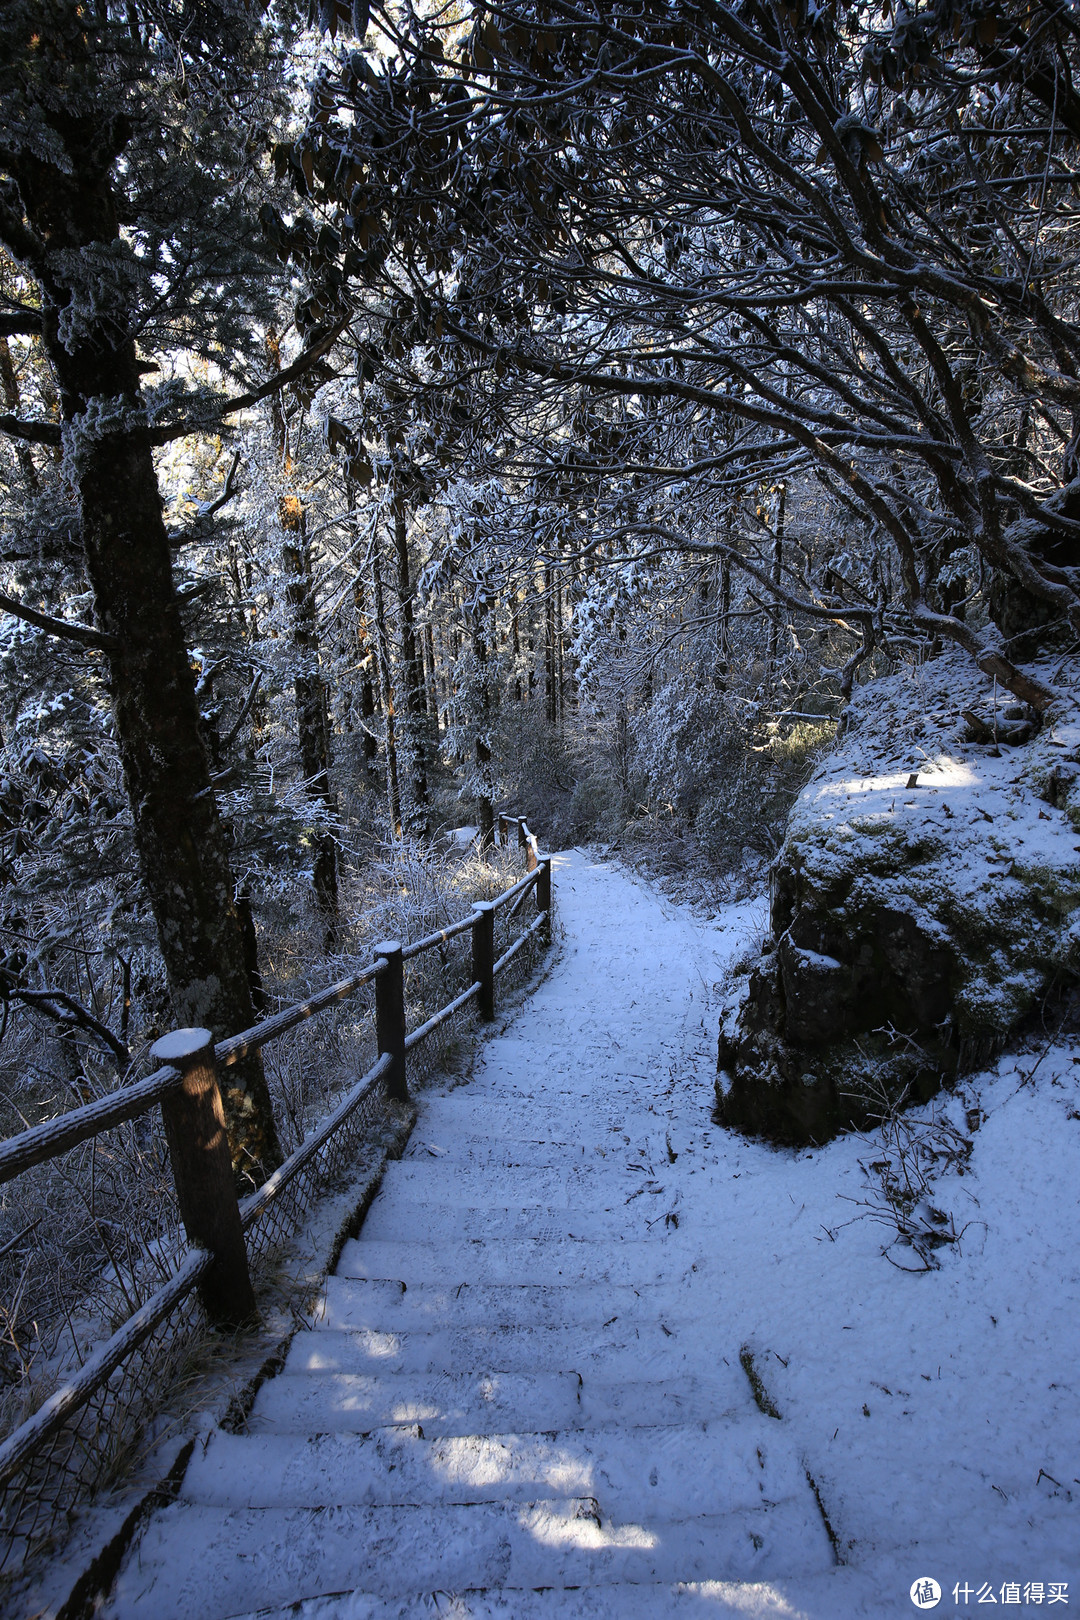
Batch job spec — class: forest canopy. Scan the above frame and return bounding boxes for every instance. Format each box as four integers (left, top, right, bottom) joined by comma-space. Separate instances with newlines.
2, 0, 1079, 1171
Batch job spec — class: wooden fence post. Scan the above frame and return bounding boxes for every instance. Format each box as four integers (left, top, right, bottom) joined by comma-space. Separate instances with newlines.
472, 902, 495, 1021
150, 1028, 256, 1331
498, 813, 508, 847
537, 856, 552, 919
374, 941, 407, 1101
517, 818, 527, 855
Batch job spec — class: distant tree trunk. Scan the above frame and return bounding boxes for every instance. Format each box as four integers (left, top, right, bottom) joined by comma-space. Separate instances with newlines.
544, 563, 558, 726
343, 480, 380, 783
280, 495, 340, 945
372, 539, 402, 835
391, 487, 430, 827
718, 556, 731, 665
12, 161, 280, 1181
423, 622, 440, 732
351, 576, 381, 781
767, 483, 786, 684
555, 570, 565, 722
0, 337, 38, 490
266, 335, 339, 949
510, 589, 524, 702
473, 595, 495, 849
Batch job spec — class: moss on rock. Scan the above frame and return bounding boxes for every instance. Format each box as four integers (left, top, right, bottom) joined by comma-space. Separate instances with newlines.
716, 653, 1080, 1145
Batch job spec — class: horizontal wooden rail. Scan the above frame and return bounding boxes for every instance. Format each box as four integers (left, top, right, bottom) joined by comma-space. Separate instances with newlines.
400, 913, 476, 961
0, 817, 554, 1550
0, 1064, 183, 1188
239, 1052, 392, 1232
490, 868, 538, 911
0, 1247, 212, 1492
0, 1053, 398, 1493
403, 981, 482, 1052
494, 908, 548, 976
216, 959, 387, 1068
0, 964, 391, 1189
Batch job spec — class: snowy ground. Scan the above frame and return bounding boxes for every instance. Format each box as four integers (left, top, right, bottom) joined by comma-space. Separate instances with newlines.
105, 850, 1080, 1619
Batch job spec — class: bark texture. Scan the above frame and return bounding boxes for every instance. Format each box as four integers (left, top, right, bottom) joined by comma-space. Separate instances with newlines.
11, 138, 281, 1181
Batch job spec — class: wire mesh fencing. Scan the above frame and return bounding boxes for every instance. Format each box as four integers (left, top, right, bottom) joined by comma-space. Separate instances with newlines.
0, 837, 554, 1584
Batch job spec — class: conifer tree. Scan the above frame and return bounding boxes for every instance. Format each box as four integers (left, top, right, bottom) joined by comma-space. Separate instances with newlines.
0, 0, 335, 1177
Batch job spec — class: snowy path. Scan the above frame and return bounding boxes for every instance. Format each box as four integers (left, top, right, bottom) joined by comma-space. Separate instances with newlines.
104, 851, 1080, 1620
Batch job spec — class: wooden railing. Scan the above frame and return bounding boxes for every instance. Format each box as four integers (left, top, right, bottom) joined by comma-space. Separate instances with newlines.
0, 822, 552, 1571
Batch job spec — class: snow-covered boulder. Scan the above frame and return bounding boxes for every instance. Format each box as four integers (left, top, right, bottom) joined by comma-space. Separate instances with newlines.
716, 652, 1080, 1145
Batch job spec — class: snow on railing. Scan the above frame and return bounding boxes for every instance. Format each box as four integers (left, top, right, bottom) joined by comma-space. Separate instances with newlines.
0, 823, 552, 1576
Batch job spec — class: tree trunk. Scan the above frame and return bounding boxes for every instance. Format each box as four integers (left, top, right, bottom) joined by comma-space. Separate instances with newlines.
544, 563, 558, 726
767, 483, 786, 685
372, 539, 402, 835
266, 337, 339, 949
423, 622, 440, 733
280, 498, 340, 946
19, 169, 281, 1180
0, 337, 39, 490
473, 596, 495, 849
391, 488, 430, 827
351, 577, 381, 781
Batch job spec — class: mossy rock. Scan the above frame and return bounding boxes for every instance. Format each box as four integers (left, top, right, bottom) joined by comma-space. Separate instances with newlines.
716, 655, 1080, 1145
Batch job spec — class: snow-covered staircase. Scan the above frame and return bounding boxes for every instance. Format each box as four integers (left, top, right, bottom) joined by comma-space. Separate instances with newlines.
105, 854, 836, 1618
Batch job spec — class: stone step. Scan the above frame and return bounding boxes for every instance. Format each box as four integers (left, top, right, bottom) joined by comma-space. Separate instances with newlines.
105, 1495, 834, 1620
402, 1133, 608, 1167
400, 1137, 683, 1182
248, 1369, 742, 1437
283, 1325, 746, 1391
334, 1235, 695, 1288
406, 1093, 671, 1145
183, 1416, 796, 1518
217, 1573, 877, 1620
359, 1199, 665, 1245
317, 1277, 698, 1334
374, 1160, 625, 1210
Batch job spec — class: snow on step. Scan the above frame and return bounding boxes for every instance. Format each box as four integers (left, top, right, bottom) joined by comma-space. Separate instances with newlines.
247, 1368, 583, 1435
281, 1323, 749, 1389
106, 1496, 832, 1620
103, 852, 835, 1618
372, 1160, 604, 1209
334, 1235, 690, 1287
183, 1417, 799, 1518
403, 1132, 596, 1166
359, 1199, 653, 1244
404, 1093, 670, 1146
222, 1573, 878, 1620
249, 1369, 742, 1437
317, 1276, 699, 1333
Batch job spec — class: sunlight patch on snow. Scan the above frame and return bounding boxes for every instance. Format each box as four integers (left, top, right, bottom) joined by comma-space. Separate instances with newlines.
814, 756, 977, 800
682, 1586, 816, 1617
429, 1439, 595, 1494
384, 1400, 442, 1422
351, 1330, 400, 1359
517, 1504, 659, 1550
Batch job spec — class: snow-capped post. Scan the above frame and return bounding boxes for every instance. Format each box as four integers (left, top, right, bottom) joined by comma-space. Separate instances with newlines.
149, 1028, 256, 1330
472, 903, 496, 1021
374, 942, 407, 1101
517, 819, 528, 856
498, 813, 508, 847
537, 857, 552, 936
